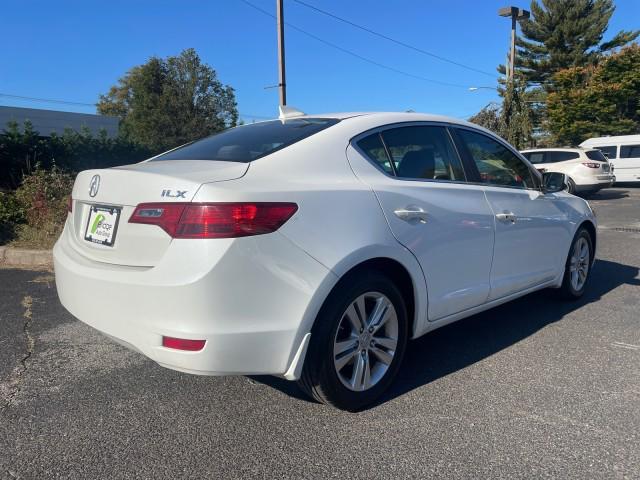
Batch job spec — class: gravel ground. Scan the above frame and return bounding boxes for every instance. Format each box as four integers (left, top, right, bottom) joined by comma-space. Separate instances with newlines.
1, 186, 639, 479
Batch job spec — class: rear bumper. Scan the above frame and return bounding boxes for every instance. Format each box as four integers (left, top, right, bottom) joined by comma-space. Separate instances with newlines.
574, 177, 615, 192
53, 223, 335, 376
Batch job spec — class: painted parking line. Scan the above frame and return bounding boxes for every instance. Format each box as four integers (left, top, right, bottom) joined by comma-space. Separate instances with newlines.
611, 342, 640, 351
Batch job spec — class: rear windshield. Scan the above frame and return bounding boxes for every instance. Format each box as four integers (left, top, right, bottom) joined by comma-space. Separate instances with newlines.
152, 118, 340, 162
585, 150, 607, 161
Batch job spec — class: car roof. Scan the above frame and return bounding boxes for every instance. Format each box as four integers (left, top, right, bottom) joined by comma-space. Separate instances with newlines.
521, 147, 594, 153
581, 134, 640, 145
298, 111, 478, 127
284, 111, 495, 139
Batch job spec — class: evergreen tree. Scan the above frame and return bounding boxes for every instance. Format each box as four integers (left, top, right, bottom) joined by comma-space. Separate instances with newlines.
505, 0, 638, 83
469, 103, 501, 134
499, 79, 533, 149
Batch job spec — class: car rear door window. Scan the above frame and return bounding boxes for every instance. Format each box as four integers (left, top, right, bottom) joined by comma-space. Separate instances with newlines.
545, 151, 580, 163
595, 145, 617, 159
379, 126, 465, 181
621, 145, 640, 158
152, 118, 339, 162
457, 129, 536, 189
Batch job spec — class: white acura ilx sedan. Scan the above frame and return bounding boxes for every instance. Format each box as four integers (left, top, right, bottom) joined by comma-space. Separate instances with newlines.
54, 111, 596, 410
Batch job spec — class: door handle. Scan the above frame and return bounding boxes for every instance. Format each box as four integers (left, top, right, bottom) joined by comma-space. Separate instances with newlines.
394, 206, 428, 224
496, 212, 517, 223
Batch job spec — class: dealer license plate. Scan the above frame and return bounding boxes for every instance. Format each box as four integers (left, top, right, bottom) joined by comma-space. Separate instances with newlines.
84, 205, 121, 247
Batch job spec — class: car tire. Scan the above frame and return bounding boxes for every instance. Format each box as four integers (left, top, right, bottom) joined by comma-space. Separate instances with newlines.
557, 227, 593, 300
298, 270, 408, 411
566, 177, 576, 194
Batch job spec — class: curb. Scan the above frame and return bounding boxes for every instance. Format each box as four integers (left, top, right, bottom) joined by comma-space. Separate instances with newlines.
0, 246, 53, 268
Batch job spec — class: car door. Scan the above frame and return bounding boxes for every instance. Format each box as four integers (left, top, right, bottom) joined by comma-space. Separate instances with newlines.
453, 128, 571, 300
348, 124, 495, 321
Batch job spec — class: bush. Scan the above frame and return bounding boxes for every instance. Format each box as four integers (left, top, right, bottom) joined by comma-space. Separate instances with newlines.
0, 191, 25, 244
0, 121, 153, 190
9, 167, 74, 249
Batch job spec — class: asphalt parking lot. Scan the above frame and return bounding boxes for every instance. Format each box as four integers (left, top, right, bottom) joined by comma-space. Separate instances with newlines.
1, 187, 639, 479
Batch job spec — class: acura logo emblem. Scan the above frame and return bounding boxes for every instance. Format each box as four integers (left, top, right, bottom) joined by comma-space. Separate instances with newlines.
89, 175, 101, 197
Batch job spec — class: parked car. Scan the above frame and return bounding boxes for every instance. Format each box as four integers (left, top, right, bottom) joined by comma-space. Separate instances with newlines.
520, 147, 615, 194
54, 111, 597, 411
580, 134, 640, 183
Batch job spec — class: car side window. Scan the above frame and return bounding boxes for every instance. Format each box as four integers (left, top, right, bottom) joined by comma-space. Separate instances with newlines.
621, 145, 640, 158
457, 129, 536, 189
378, 126, 465, 181
546, 151, 580, 162
357, 133, 394, 174
525, 152, 545, 164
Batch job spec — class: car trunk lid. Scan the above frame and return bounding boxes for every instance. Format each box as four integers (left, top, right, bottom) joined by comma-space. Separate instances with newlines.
68, 160, 248, 266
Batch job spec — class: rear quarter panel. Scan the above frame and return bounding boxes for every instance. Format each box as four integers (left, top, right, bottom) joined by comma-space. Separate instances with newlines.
191, 125, 428, 338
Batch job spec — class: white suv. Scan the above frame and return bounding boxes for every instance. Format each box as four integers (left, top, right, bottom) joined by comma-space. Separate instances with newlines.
521, 148, 615, 194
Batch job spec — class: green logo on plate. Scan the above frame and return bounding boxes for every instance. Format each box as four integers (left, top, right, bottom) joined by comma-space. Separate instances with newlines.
91, 214, 105, 234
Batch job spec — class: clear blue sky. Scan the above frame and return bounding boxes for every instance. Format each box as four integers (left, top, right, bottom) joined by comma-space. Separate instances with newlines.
1, 0, 638, 121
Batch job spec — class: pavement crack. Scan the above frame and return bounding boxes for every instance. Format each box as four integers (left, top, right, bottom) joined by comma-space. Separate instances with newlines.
1, 295, 35, 412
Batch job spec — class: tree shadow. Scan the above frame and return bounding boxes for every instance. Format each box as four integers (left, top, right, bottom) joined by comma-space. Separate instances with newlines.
251, 259, 639, 408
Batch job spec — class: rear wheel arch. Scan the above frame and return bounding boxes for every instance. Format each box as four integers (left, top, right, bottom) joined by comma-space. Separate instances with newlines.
316, 257, 417, 339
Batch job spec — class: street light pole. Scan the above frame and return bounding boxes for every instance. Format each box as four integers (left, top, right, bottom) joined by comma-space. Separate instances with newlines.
276, 0, 287, 106
498, 6, 530, 81
509, 14, 516, 79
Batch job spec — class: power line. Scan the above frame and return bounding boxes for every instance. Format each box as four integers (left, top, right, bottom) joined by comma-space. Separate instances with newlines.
0, 93, 96, 107
292, 0, 497, 78
239, 0, 468, 89
0, 92, 272, 120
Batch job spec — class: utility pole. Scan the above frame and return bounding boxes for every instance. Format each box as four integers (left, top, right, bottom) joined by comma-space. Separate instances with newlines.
276, 0, 287, 106
498, 6, 530, 81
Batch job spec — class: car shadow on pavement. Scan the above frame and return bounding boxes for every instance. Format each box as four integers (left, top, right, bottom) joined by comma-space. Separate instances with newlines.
583, 190, 630, 200
251, 259, 640, 408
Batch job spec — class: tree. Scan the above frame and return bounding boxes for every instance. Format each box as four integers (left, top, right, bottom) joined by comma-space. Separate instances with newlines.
98, 49, 238, 152
499, 79, 533, 149
504, 0, 638, 83
546, 44, 640, 145
468, 80, 533, 149
469, 102, 501, 134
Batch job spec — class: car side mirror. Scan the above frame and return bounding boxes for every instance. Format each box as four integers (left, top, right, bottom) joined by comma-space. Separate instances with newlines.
542, 171, 568, 193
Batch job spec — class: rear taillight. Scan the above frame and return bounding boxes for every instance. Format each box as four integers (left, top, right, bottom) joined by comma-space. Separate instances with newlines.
582, 162, 600, 169
67, 195, 73, 213
129, 202, 298, 239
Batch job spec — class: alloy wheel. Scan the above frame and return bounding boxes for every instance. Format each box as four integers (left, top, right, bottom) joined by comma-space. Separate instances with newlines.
332, 292, 399, 392
570, 236, 590, 291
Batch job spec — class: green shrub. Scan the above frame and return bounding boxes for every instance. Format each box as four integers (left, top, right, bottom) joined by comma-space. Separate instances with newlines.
0, 191, 25, 244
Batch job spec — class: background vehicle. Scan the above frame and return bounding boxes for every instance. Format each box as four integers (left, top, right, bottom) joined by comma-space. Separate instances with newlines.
580, 135, 640, 183
54, 111, 597, 410
521, 147, 615, 194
